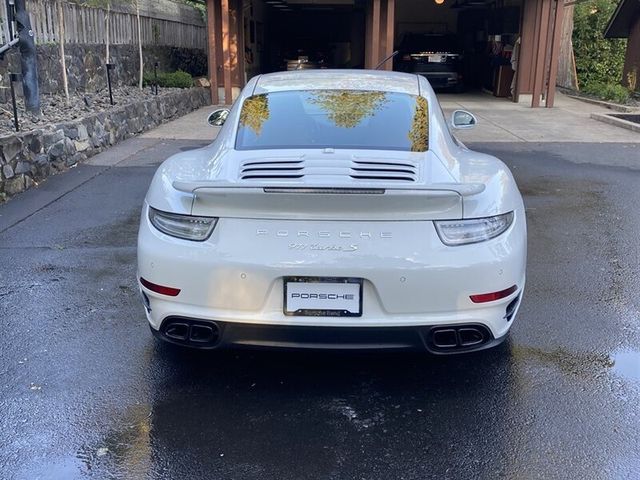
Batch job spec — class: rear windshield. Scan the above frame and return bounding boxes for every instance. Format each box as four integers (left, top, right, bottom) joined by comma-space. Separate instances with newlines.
235, 90, 429, 152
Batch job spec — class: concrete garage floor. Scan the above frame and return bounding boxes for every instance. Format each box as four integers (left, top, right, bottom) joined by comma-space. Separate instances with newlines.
440, 92, 640, 144
1, 93, 639, 479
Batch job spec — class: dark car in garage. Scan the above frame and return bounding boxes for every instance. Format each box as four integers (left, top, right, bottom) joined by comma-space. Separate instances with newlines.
395, 33, 463, 91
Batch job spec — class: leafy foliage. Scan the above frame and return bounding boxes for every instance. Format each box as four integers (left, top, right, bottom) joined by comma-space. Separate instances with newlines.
239, 94, 270, 135
176, 0, 206, 13
143, 70, 193, 88
581, 81, 631, 103
308, 91, 389, 129
80, 0, 135, 11
408, 96, 428, 152
573, 0, 627, 88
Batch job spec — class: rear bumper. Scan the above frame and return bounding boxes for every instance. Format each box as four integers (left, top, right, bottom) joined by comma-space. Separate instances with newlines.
138, 205, 527, 342
150, 317, 508, 354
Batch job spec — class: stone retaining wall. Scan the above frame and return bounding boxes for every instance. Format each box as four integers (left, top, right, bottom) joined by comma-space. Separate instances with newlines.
0, 44, 207, 99
0, 87, 210, 201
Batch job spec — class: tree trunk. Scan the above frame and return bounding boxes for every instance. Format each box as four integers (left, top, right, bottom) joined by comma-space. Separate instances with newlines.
57, 0, 69, 104
14, 0, 40, 115
557, 5, 578, 90
136, 2, 143, 89
105, 3, 110, 64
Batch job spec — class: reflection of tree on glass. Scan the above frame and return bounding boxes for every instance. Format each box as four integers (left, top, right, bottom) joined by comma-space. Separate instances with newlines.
408, 96, 428, 152
309, 91, 388, 128
239, 94, 270, 135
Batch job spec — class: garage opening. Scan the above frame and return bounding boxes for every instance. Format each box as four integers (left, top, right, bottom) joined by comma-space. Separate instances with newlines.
245, 0, 366, 78
394, 0, 524, 96
243, 0, 523, 97
208, 0, 560, 107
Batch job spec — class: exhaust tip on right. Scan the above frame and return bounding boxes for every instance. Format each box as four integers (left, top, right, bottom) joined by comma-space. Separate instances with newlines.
429, 325, 491, 351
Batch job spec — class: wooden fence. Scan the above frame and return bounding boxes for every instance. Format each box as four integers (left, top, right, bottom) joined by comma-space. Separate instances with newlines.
1, 1, 13, 48
0, 0, 206, 50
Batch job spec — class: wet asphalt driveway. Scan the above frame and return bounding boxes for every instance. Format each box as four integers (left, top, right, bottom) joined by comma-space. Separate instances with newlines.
1, 140, 639, 479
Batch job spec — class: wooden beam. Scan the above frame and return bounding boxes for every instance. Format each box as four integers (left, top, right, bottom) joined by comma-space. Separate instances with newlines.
236, 0, 245, 87
371, 0, 381, 68
380, 0, 387, 62
229, 0, 239, 89
221, 0, 232, 104
365, 0, 373, 68
206, 0, 219, 105
385, 0, 395, 71
545, 0, 564, 107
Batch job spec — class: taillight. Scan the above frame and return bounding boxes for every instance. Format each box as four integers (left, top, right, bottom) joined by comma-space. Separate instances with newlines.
434, 212, 514, 246
140, 277, 181, 297
470, 285, 517, 303
148, 207, 217, 241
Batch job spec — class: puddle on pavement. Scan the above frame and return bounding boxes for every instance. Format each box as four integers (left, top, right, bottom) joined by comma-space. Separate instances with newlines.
611, 349, 640, 382
14, 456, 84, 480
510, 345, 614, 379
77, 403, 153, 476
512, 345, 640, 383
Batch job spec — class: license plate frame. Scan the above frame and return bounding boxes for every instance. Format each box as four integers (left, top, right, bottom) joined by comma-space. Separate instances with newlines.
283, 277, 363, 317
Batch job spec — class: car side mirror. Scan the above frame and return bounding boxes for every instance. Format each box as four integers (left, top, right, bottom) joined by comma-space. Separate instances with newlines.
207, 108, 230, 127
451, 110, 477, 130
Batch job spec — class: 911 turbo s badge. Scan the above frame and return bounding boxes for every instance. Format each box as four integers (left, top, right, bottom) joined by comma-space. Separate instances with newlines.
256, 229, 392, 239
288, 243, 358, 252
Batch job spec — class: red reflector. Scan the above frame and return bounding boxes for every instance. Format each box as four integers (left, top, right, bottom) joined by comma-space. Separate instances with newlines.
470, 285, 517, 304
140, 277, 181, 297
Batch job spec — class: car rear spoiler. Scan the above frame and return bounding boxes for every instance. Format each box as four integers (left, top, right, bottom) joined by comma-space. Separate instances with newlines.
172, 181, 485, 197
171, 181, 485, 221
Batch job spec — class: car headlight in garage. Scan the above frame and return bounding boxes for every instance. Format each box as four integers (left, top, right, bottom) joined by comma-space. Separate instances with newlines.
434, 212, 514, 246
148, 207, 217, 241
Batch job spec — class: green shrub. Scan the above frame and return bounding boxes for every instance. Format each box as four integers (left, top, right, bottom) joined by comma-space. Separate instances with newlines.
573, 0, 627, 88
582, 81, 631, 104
142, 70, 193, 89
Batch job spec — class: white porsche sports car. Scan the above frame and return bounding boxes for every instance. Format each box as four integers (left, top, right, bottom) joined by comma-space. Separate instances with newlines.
137, 70, 526, 354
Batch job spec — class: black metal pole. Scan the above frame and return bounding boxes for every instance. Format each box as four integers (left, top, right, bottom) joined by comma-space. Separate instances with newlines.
9, 73, 20, 132
154, 62, 159, 95
106, 63, 115, 105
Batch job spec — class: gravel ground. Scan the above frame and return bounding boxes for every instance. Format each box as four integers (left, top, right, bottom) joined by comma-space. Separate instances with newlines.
0, 86, 184, 136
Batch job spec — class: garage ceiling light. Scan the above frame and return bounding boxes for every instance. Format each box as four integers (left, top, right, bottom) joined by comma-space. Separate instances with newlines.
435, 0, 445, 4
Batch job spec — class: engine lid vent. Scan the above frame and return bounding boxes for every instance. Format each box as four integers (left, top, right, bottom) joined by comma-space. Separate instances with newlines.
350, 160, 418, 182
240, 159, 304, 180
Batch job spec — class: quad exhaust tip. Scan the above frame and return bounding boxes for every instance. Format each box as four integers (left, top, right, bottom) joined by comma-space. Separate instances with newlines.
428, 325, 491, 351
160, 317, 221, 348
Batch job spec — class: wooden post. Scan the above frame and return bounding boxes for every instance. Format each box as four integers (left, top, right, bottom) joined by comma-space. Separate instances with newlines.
385, 0, 395, 71
557, 4, 577, 90
235, 0, 245, 87
206, 0, 219, 104
221, 0, 232, 105
365, 0, 373, 68
531, 0, 550, 107
371, 0, 381, 68
545, 0, 564, 108
229, 0, 239, 90
380, 0, 387, 62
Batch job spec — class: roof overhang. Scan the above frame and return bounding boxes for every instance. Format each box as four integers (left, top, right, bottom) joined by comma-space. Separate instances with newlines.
604, 0, 640, 38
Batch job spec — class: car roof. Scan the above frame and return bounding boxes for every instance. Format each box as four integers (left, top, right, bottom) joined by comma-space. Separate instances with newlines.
252, 69, 421, 96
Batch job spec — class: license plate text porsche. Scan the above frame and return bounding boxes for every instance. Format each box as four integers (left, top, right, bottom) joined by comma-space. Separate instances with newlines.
284, 278, 362, 317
